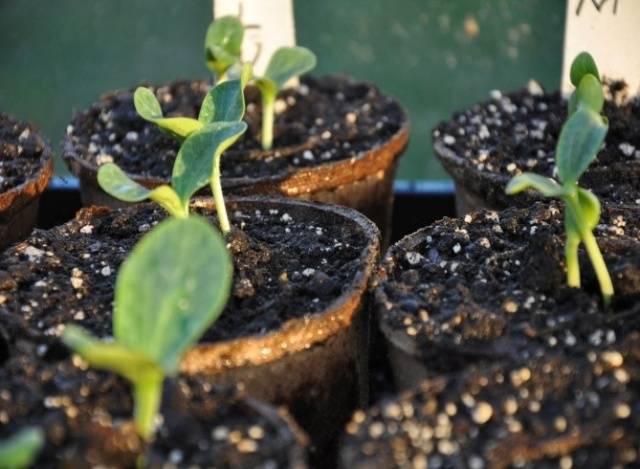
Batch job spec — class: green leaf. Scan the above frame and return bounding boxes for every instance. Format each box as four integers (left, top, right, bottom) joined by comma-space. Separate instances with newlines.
576, 187, 601, 231
134, 87, 202, 139
62, 325, 163, 383
97, 164, 186, 218
171, 122, 247, 208
205, 16, 244, 78
505, 173, 568, 198
113, 216, 233, 374
197, 79, 245, 124
576, 74, 604, 113
264, 47, 317, 89
555, 108, 608, 185
568, 90, 578, 115
570, 51, 600, 86
0, 427, 44, 469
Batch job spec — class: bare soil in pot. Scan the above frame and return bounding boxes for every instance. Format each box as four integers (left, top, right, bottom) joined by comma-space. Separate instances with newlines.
433, 82, 640, 215
62, 76, 409, 242
340, 333, 640, 469
0, 341, 307, 468
0, 113, 53, 249
0, 196, 379, 465
375, 202, 640, 391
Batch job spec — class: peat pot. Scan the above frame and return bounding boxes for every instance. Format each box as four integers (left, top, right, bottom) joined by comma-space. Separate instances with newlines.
0, 196, 380, 465
433, 82, 640, 216
63, 76, 409, 244
0, 113, 53, 249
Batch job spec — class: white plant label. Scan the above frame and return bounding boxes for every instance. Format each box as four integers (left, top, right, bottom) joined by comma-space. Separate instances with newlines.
213, 0, 297, 78
562, 0, 640, 95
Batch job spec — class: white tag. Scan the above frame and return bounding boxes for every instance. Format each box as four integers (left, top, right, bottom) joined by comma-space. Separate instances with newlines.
562, 0, 640, 95
213, 0, 297, 78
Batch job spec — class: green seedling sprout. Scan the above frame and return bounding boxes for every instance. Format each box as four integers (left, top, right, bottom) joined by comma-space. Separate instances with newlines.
0, 427, 44, 469
205, 16, 244, 81
98, 79, 247, 224
254, 47, 317, 150
506, 51, 613, 304
62, 217, 232, 440
203, 18, 316, 150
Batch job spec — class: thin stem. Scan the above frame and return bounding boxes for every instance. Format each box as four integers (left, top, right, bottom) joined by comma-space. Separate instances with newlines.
133, 372, 164, 441
261, 91, 275, 151
565, 229, 581, 288
211, 151, 230, 234
581, 229, 614, 306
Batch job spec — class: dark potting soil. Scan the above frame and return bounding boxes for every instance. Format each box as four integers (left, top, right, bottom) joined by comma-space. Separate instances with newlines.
0, 201, 366, 347
377, 202, 640, 376
0, 344, 304, 468
341, 333, 640, 468
433, 81, 640, 208
0, 113, 48, 194
63, 75, 405, 181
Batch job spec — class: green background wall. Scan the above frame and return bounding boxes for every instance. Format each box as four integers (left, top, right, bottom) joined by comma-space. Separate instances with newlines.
0, 0, 565, 180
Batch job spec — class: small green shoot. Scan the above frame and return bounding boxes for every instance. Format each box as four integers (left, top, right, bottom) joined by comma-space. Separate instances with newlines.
506, 52, 613, 304
0, 427, 44, 469
254, 47, 317, 150
205, 16, 244, 81
99, 79, 247, 223
62, 216, 233, 440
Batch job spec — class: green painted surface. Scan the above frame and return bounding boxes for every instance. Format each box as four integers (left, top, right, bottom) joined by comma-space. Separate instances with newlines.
0, 0, 565, 180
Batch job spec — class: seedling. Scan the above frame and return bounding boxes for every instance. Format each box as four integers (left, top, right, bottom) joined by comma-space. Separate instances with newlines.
98, 79, 247, 225
204, 16, 244, 81
506, 52, 613, 304
0, 427, 44, 469
62, 216, 232, 440
203, 18, 316, 150
254, 47, 317, 150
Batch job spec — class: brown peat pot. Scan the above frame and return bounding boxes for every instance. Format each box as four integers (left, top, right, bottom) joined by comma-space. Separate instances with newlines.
0, 113, 53, 249
374, 202, 640, 391
0, 196, 380, 464
62, 76, 409, 244
340, 333, 640, 468
433, 82, 640, 216
0, 342, 308, 468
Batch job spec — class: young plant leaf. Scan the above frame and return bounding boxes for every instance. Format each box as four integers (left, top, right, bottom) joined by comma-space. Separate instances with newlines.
576, 74, 604, 113
205, 16, 244, 78
576, 187, 601, 231
505, 173, 569, 198
555, 108, 608, 186
171, 122, 247, 209
197, 79, 245, 124
264, 47, 317, 89
97, 163, 187, 218
0, 427, 44, 469
134, 87, 202, 139
570, 51, 600, 86
113, 216, 232, 373
63, 216, 233, 439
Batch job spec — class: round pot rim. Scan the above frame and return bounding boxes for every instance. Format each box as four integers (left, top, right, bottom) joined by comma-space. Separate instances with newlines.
180, 195, 380, 374
0, 127, 53, 213
61, 76, 409, 195
434, 131, 640, 212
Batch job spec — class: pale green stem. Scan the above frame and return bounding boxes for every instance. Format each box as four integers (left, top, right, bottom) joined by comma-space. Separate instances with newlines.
261, 91, 276, 151
211, 151, 230, 234
133, 373, 164, 441
565, 229, 581, 288
581, 229, 614, 306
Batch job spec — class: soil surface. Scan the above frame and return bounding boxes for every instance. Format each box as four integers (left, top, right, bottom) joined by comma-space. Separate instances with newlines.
377, 202, 640, 376
63, 76, 405, 181
0, 113, 48, 193
341, 333, 640, 468
0, 200, 367, 347
433, 81, 640, 208
0, 343, 304, 468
